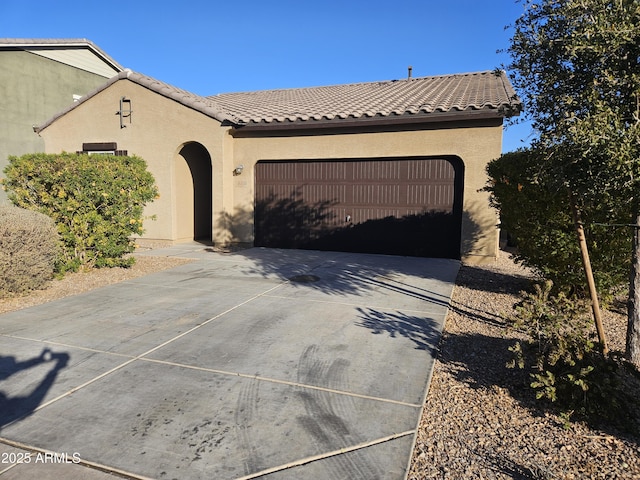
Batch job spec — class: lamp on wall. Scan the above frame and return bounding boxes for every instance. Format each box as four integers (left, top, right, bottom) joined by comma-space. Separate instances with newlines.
233, 164, 244, 176
116, 97, 132, 128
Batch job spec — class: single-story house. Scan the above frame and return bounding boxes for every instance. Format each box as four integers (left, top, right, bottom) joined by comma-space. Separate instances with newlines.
34, 69, 521, 263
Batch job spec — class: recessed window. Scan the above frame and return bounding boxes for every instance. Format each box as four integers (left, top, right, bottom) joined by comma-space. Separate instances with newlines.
78, 142, 127, 156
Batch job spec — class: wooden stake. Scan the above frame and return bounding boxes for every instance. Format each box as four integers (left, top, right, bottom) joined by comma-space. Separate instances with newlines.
570, 197, 609, 354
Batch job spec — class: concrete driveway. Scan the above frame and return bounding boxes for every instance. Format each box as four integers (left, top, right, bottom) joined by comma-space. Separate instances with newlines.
0, 245, 459, 480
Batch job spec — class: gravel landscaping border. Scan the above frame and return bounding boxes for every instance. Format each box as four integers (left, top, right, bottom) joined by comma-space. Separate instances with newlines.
408, 251, 640, 480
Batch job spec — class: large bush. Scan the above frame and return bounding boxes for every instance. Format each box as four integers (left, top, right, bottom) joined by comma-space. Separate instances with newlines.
2, 153, 158, 272
0, 205, 60, 295
485, 149, 631, 296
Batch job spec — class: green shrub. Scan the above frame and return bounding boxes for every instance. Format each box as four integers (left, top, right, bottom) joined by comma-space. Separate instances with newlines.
508, 281, 629, 423
0, 205, 60, 295
485, 149, 631, 296
2, 153, 158, 272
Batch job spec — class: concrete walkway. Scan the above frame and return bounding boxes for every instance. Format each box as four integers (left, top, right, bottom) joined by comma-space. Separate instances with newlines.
0, 246, 459, 479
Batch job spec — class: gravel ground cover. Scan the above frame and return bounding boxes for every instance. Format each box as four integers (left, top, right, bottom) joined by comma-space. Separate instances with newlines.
1, 249, 639, 479
408, 251, 640, 480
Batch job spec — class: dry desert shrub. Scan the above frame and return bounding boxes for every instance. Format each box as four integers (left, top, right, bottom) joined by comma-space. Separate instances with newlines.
0, 205, 59, 296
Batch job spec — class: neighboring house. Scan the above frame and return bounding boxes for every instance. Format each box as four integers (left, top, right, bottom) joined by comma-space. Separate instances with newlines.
35, 69, 522, 263
0, 38, 123, 202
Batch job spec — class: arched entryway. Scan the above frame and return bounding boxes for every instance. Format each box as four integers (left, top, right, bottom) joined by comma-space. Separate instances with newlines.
174, 142, 212, 242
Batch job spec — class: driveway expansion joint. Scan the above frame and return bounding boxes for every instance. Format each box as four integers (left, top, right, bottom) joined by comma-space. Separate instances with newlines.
138, 357, 424, 408
233, 430, 416, 480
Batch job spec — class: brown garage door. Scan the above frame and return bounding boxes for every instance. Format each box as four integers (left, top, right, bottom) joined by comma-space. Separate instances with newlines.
255, 156, 463, 258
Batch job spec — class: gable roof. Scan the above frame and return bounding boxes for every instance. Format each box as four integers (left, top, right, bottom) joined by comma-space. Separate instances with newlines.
36, 69, 521, 133
212, 70, 521, 129
35, 69, 237, 133
0, 38, 123, 77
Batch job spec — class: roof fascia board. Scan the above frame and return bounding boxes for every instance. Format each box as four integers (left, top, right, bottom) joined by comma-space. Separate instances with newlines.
233, 108, 510, 132
0, 38, 124, 72
230, 117, 504, 139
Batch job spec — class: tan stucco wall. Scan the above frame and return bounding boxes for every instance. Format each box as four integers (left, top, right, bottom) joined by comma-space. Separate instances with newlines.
230, 121, 503, 263
38, 80, 233, 243
39, 78, 503, 262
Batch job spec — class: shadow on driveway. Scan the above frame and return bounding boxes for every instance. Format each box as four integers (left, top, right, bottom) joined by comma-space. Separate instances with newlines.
0, 349, 69, 430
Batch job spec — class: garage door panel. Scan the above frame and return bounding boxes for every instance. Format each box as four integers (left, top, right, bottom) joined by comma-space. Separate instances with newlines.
354, 160, 402, 180
255, 157, 462, 258
352, 184, 402, 206
256, 162, 297, 181
301, 162, 348, 181
301, 184, 347, 204
349, 207, 398, 222
307, 212, 459, 258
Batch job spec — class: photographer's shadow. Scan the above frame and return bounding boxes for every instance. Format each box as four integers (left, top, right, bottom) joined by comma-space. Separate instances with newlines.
0, 348, 69, 430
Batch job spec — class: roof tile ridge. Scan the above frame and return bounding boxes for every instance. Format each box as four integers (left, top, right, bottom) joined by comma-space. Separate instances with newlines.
208, 72, 490, 99
122, 70, 241, 123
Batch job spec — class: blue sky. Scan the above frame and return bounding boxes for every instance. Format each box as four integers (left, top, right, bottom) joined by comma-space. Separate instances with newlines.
1, 0, 533, 152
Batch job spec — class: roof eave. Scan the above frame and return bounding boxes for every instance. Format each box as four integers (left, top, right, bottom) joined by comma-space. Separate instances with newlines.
232, 107, 518, 132
0, 38, 124, 72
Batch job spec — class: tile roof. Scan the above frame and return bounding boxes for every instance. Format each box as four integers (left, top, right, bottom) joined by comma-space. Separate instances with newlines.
211, 70, 521, 127
36, 69, 521, 133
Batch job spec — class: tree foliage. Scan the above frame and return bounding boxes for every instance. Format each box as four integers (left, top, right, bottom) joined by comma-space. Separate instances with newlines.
486, 149, 630, 295
2, 153, 158, 272
503, 0, 640, 365
507, 0, 640, 205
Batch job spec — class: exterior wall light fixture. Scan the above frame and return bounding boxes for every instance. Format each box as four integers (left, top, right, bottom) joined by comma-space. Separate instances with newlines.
233, 164, 244, 176
116, 97, 132, 128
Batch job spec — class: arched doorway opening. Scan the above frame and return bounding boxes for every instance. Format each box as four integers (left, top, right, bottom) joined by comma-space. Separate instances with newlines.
175, 142, 212, 243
